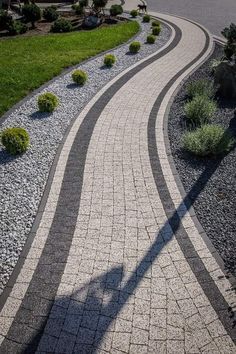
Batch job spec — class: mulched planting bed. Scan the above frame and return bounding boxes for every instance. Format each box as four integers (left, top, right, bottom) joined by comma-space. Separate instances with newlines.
168, 44, 236, 276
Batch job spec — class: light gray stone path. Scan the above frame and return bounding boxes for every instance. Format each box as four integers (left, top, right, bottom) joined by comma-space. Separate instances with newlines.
0, 12, 235, 354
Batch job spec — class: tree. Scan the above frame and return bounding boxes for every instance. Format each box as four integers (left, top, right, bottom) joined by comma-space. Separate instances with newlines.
222, 23, 236, 62
22, 3, 41, 28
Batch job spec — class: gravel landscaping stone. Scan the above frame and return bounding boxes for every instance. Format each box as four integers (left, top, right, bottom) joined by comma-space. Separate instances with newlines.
0, 17, 171, 294
168, 44, 236, 276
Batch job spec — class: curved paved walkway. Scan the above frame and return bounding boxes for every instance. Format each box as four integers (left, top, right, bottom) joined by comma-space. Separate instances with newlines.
0, 13, 235, 354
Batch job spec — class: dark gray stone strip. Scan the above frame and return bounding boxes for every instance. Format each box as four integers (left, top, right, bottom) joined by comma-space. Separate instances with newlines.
0, 20, 181, 354
148, 24, 236, 343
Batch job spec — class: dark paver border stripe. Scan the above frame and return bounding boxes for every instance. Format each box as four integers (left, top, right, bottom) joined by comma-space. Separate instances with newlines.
148, 20, 236, 343
0, 20, 181, 353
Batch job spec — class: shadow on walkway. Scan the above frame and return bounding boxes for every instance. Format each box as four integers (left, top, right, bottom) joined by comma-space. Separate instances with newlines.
25, 115, 236, 353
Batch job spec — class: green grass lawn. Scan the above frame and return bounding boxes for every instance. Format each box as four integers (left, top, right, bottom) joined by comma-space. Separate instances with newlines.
0, 21, 139, 117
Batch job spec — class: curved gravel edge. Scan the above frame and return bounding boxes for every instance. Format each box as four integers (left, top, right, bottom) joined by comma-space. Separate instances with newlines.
0, 17, 171, 294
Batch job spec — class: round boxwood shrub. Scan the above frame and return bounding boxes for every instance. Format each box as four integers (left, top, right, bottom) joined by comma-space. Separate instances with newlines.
184, 95, 217, 126
72, 69, 88, 85
22, 3, 41, 28
183, 124, 235, 157
50, 18, 73, 33
1, 127, 30, 155
38, 92, 59, 112
186, 79, 215, 99
43, 6, 58, 22
130, 9, 138, 18
146, 34, 156, 44
129, 41, 141, 54
104, 54, 116, 67
152, 20, 160, 27
8, 20, 28, 35
152, 26, 161, 36
110, 4, 123, 16
0, 10, 13, 31
143, 14, 150, 23
73, 4, 84, 15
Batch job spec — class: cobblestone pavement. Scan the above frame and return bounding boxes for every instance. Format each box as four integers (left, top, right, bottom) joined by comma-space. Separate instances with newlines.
0, 12, 235, 354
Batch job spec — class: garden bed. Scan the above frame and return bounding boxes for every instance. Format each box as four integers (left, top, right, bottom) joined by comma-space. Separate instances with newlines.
0, 17, 171, 293
168, 44, 236, 276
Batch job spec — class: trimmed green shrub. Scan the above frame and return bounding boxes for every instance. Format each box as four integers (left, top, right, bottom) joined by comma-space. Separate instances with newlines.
146, 34, 156, 44
50, 18, 73, 33
22, 4, 41, 28
43, 6, 59, 22
183, 124, 235, 156
104, 54, 116, 67
38, 92, 59, 112
152, 26, 160, 36
79, 0, 88, 7
184, 95, 217, 126
143, 14, 150, 23
152, 20, 160, 27
130, 9, 138, 18
129, 41, 141, 53
72, 69, 88, 85
186, 79, 216, 99
0, 10, 13, 31
8, 21, 28, 35
1, 127, 30, 155
93, 0, 108, 10
110, 4, 123, 16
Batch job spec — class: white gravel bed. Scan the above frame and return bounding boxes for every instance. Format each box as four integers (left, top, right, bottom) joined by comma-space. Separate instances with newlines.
0, 18, 171, 293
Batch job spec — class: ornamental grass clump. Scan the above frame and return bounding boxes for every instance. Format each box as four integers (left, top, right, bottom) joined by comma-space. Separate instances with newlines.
72, 69, 88, 85
146, 34, 156, 44
152, 26, 161, 36
186, 79, 216, 99
104, 54, 116, 67
1, 127, 30, 155
184, 95, 217, 126
143, 14, 150, 23
38, 92, 59, 112
130, 9, 138, 18
129, 41, 141, 53
183, 124, 235, 156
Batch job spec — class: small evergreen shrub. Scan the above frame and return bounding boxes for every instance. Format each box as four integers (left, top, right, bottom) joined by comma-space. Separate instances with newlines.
183, 124, 235, 156
184, 95, 217, 126
110, 4, 123, 16
0, 10, 13, 31
1, 127, 30, 155
79, 0, 88, 7
146, 34, 155, 44
38, 92, 59, 112
152, 20, 160, 27
73, 4, 84, 15
152, 26, 160, 36
129, 41, 141, 53
186, 79, 216, 99
143, 14, 150, 23
130, 9, 138, 18
72, 69, 88, 85
22, 3, 41, 28
43, 6, 58, 22
93, 0, 108, 10
8, 21, 27, 35
104, 54, 116, 67
50, 18, 73, 33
